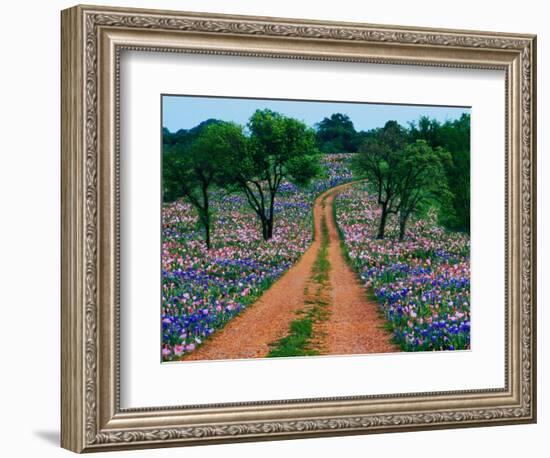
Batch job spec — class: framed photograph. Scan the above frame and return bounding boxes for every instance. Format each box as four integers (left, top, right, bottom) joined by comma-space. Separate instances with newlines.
61, 4, 537, 453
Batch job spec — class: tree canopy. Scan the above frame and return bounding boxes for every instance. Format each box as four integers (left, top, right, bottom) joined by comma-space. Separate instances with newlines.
409, 114, 470, 232
223, 109, 321, 240
394, 140, 451, 240
352, 114, 470, 239
163, 109, 320, 245
315, 113, 358, 154
351, 120, 408, 239
163, 121, 246, 248
352, 120, 459, 240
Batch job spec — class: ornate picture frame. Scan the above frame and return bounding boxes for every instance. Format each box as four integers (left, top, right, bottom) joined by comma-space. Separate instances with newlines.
61, 4, 536, 453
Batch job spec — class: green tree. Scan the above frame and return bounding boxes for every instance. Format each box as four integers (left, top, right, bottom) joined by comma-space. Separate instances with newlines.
163, 121, 247, 249
394, 140, 451, 240
409, 114, 470, 232
315, 113, 358, 154
224, 109, 320, 241
162, 119, 222, 152
352, 120, 407, 239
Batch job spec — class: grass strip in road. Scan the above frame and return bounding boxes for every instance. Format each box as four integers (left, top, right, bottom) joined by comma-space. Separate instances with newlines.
313, 211, 330, 284
267, 212, 331, 358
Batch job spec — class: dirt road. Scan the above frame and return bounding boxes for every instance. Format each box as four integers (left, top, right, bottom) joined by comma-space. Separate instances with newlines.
183, 182, 396, 361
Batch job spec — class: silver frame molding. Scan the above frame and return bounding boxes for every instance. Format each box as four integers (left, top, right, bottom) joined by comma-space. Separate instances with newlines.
61, 4, 537, 453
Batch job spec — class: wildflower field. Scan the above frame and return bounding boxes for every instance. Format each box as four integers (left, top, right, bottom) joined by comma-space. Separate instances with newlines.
160, 98, 472, 361
161, 155, 353, 360
334, 182, 471, 351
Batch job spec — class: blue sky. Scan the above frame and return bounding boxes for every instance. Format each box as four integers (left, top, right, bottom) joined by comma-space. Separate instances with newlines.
162, 95, 470, 133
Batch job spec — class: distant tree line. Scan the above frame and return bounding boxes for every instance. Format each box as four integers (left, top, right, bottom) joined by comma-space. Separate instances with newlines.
316, 112, 470, 235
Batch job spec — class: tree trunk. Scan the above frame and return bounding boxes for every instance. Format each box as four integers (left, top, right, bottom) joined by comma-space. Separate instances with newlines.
266, 195, 275, 240
204, 219, 211, 249
260, 215, 269, 241
377, 203, 388, 239
266, 219, 274, 240
398, 213, 407, 241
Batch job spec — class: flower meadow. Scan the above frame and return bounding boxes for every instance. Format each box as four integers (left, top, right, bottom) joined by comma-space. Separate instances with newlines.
335, 183, 470, 352
161, 154, 353, 361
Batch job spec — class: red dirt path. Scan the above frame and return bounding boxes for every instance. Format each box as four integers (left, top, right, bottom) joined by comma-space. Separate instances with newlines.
323, 191, 398, 355
182, 182, 396, 361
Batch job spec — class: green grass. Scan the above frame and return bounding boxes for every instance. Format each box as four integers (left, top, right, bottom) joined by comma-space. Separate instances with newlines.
267, 211, 331, 358
266, 303, 327, 357
313, 208, 330, 283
